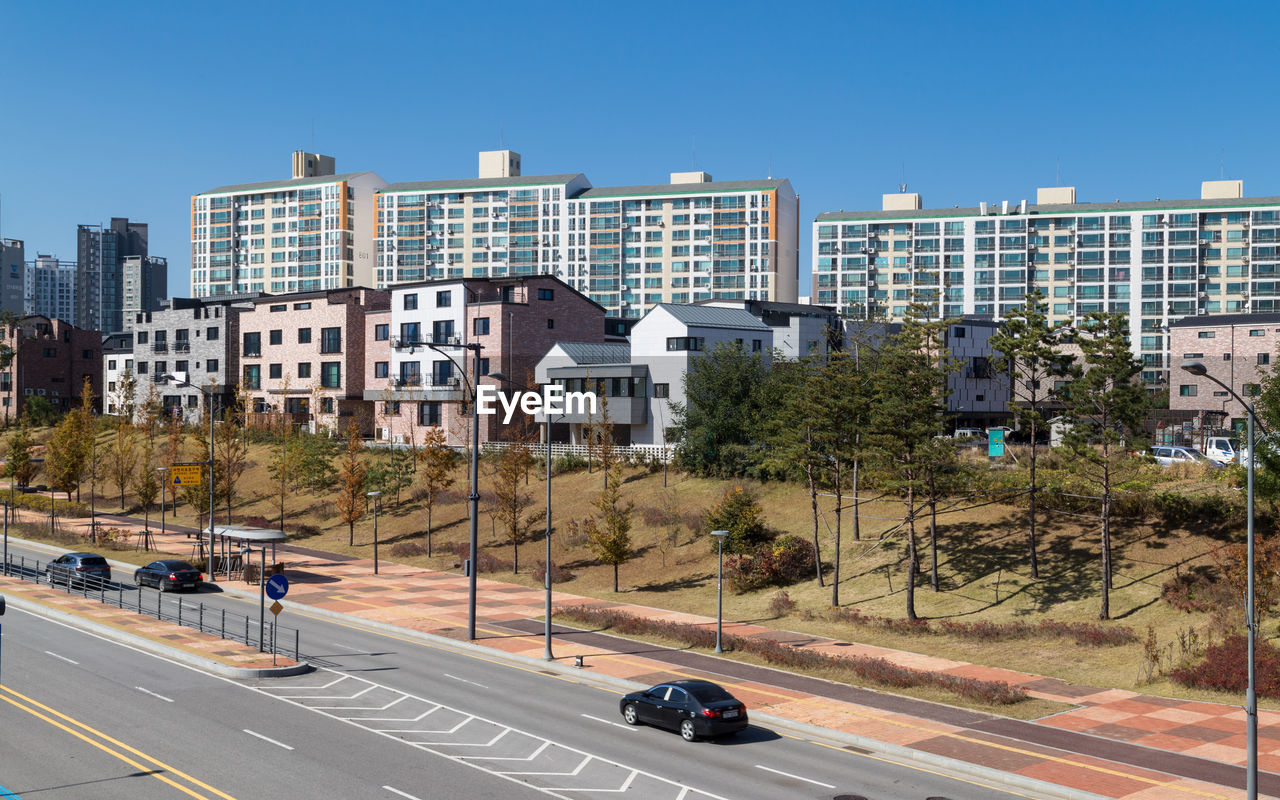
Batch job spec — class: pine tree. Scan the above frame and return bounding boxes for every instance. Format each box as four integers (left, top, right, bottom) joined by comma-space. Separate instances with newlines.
335, 420, 368, 547
989, 290, 1075, 579
1061, 311, 1147, 620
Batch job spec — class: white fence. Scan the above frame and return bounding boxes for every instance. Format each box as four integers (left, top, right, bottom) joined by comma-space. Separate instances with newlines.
481, 440, 673, 463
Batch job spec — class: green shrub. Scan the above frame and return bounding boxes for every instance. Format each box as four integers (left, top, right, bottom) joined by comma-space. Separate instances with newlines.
726, 535, 815, 593
8, 492, 90, 517
700, 486, 775, 556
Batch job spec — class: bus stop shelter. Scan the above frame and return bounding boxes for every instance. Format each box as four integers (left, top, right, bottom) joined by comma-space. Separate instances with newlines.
198, 525, 288, 581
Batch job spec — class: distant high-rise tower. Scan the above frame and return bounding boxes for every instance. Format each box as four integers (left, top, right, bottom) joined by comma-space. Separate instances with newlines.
0, 238, 25, 315
78, 217, 151, 332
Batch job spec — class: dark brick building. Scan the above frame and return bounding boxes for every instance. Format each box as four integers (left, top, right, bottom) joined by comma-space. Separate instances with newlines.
0, 315, 102, 423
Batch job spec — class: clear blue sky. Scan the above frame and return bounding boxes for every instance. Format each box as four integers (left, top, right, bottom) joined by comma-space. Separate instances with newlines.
5, 0, 1280, 300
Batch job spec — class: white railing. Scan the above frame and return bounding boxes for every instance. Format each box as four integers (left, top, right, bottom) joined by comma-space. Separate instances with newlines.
481, 440, 673, 462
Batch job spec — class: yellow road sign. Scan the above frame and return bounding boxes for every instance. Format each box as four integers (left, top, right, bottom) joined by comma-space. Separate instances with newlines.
270, 600, 283, 616
168, 463, 203, 487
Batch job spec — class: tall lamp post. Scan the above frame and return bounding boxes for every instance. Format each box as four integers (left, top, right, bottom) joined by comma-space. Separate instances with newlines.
711, 529, 729, 653
366, 490, 382, 575
156, 466, 168, 547
491, 372, 562, 661
162, 374, 216, 582
1181, 360, 1267, 800
392, 335, 484, 640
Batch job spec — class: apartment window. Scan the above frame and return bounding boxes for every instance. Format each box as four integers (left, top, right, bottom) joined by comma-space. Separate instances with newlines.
294, 302, 311, 311
207, 326, 219, 340
320, 327, 341, 353
137, 331, 148, 344
547, 318, 555, 329
954, 327, 966, 338
320, 397, 334, 414
187, 395, 199, 408
298, 362, 311, 379
666, 337, 705, 351
108, 359, 116, 370
269, 329, 283, 345
206, 359, 218, 372
270, 304, 287, 312
1250, 329, 1266, 337
374, 361, 389, 378
403, 293, 418, 310
538, 288, 554, 301
1179, 384, 1198, 397
243, 332, 261, 357
243, 364, 261, 389
418, 401, 441, 426
175, 360, 188, 374
478, 358, 490, 376
437, 290, 452, 307
1261, 354, 1272, 366
320, 362, 341, 388
473, 317, 490, 336
1225, 353, 1232, 361
1183, 353, 1204, 359
654, 383, 670, 398
1245, 383, 1262, 396
374, 323, 389, 341
399, 322, 420, 344
43, 348, 56, 358
1197, 331, 1215, 339
752, 339, 763, 352
383, 401, 401, 415
267, 363, 281, 379
298, 328, 311, 344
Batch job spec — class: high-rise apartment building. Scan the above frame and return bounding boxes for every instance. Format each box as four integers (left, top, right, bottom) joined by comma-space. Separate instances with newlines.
25, 255, 78, 324
0, 238, 25, 315
190, 151, 385, 298
121, 255, 168, 333
373, 151, 798, 318
78, 217, 149, 333
814, 180, 1280, 386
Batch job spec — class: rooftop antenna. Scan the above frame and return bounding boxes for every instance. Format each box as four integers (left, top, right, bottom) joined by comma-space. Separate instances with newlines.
1056, 157, 1061, 186
898, 163, 907, 194
692, 135, 696, 171
768, 153, 772, 180
1221, 147, 1225, 179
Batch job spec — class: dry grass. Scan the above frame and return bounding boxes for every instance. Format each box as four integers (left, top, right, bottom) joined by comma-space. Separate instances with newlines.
19, 430, 1274, 706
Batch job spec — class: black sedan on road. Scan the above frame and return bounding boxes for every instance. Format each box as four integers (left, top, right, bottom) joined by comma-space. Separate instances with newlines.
619, 680, 748, 741
134, 560, 203, 592
45, 553, 111, 587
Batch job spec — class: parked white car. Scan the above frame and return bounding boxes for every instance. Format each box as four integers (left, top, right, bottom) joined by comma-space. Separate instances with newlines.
1149, 446, 1218, 468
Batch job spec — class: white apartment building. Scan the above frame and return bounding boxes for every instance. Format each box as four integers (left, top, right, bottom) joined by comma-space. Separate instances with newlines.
25, 254, 78, 324
814, 180, 1280, 386
190, 151, 385, 298
374, 151, 799, 318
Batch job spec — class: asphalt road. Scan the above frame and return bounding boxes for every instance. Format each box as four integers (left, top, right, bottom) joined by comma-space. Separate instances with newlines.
1, 537, 1034, 800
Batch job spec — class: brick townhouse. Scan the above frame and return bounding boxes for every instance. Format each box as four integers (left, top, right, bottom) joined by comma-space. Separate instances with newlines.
238, 287, 390, 434
365, 275, 606, 446
1169, 311, 1280, 428
0, 315, 102, 422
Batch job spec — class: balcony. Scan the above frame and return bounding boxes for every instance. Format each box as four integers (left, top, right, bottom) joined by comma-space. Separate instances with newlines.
173, 341, 190, 354
151, 343, 168, 354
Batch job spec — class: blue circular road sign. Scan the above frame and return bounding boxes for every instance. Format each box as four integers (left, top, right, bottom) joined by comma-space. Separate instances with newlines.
265, 573, 289, 600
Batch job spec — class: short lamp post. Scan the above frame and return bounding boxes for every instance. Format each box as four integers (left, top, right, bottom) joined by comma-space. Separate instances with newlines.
366, 490, 382, 575
241, 544, 266, 652
1182, 360, 1266, 800
157, 467, 168, 546
711, 529, 729, 654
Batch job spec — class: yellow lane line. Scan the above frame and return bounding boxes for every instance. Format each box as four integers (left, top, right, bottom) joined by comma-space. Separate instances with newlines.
0, 687, 237, 800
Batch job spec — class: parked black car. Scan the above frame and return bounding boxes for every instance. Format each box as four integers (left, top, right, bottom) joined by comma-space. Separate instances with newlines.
134, 560, 203, 592
619, 680, 748, 741
45, 553, 111, 587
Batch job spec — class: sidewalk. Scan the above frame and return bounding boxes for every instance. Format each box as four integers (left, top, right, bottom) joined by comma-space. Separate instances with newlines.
19, 507, 1277, 800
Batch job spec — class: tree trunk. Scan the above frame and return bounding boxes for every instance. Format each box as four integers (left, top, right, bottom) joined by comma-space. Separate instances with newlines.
1100, 467, 1112, 621
426, 501, 433, 557
613, 564, 618, 593
831, 465, 842, 607
906, 485, 918, 621
851, 458, 861, 541
929, 473, 939, 592
1028, 419, 1039, 579
348, 521, 354, 547
807, 466, 823, 586
513, 539, 519, 575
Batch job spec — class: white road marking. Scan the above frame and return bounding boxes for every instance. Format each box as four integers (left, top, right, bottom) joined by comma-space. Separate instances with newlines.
383, 787, 422, 800
45, 650, 78, 665
443, 673, 488, 689
136, 686, 174, 703
580, 713, 635, 731
753, 764, 836, 788
243, 729, 294, 750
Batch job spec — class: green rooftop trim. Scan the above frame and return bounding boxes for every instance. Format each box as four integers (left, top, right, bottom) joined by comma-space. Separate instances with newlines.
379, 174, 586, 194
197, 171, 377, 197
814, 195, 1280, 224
579, 179, 787, 199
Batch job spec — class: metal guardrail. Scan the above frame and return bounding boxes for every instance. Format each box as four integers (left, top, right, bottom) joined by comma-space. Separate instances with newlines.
2, 554, 300, 661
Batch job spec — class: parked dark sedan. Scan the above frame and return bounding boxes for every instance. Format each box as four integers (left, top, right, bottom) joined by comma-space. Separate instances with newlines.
45, 553, 111, 587
619, 680, 748, 741
134, 560, 203, 592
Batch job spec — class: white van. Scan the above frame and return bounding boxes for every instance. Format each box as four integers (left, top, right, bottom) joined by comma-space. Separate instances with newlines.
1202, 436, 1239, 466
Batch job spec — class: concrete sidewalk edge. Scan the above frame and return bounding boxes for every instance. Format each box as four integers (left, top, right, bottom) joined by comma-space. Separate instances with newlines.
5, 594, 312, 679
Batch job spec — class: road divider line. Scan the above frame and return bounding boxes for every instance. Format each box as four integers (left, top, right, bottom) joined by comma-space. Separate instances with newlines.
382, 787, 422, 800
44, 650, 78, 665
443, 673, 488, 688
753, 764, 835, 788
136, 687, 174, 703
243, 729, 294, 750
580, 713, 635, 731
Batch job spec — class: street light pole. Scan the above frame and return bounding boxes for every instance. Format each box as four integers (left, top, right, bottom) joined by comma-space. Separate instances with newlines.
366, 490, 382, 575
1181, 360, 1262, 800
711, 529, 729, 653
467, 345, 480, 640
157, 467, 168, 546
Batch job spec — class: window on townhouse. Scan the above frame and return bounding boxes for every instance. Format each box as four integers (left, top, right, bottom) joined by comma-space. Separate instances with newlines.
298, 328, 311, 344
243, 331, 261, 357
473, 317, 490, 336
383, 401, 401, 415
207, 359, 218, 372
207, 326, 219, 340
1261, 354, 1272, 366
752, 340, 763, 352
1250, 329, 1266, 337
175, 361, 188, 374
108, 360, 116, 370
478, 358, 490, 376
374, 361, 389, 378
321, 362, 341, 388
269, 329, 283, 345
399, 322, 420, 344
666, 337, 704, 352
136, 331, 148, 344
43, 348, 56, 358
432, 320, 454, 342
403, 293, 418, 310
653, 383, 669, 398
1179, 385, 1198, 396
243, 364, 261, 389
1198, 331, 1215, 339
82, 350, 93, 360
418, 401, 441, 426
320, 397, 334, 414
298, 362, 311, 379
538, 288, 554, 301
437, 290, 451, 307
954, 327, 966, 338
547, 318, 554, 329
320, 327, 341, 353
374, 324, 388, 341
269, 364, 282, 379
